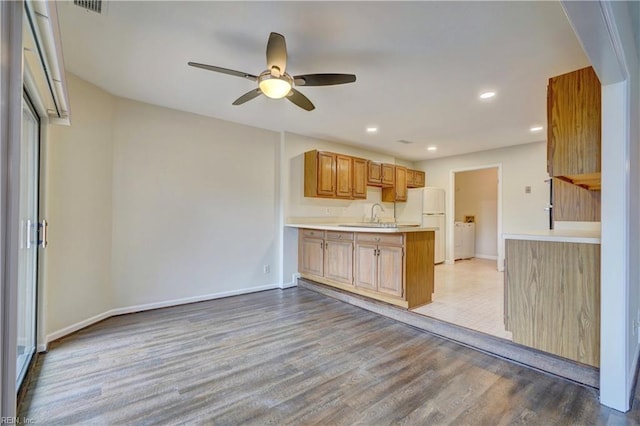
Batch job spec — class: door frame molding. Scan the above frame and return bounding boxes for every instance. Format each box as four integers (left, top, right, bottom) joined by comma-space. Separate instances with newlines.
0, 0, 25, 418
447, 164, 503, 271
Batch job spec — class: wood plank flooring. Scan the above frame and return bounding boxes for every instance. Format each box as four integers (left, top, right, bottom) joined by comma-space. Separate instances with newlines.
19, 288, 640, 424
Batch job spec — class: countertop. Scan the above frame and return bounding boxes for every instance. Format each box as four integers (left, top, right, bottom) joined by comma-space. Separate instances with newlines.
503, 229, 600, 244
286, 223, 436, 234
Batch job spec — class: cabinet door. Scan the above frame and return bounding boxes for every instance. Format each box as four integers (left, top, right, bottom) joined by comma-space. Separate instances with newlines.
335, 155, 353, 198
352, 158, 367, 199
548, 66, 601, 177
395, 166, 408, 201
300, 237, 325, 277
413, 170, 425, 187
354, 242, 378, 291
317, 152, 336, 197
324, 240, 354, 285
367, 162, 382, 185
381, 164, 395, 186
377, 245, 404, 297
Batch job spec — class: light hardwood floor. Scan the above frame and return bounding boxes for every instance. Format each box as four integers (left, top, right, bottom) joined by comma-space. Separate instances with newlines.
414, 258, 511, 339
20, 288, 639, 424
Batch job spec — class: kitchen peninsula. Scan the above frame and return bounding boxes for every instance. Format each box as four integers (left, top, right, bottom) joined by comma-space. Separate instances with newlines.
287, 223, 435, 309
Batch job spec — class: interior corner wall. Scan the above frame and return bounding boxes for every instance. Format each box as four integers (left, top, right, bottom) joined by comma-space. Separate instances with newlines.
110, 98, 280, 308
43, 73, 281, 338
454, 168, 498, 258
416, 142, 549, 236
43, 73, 115, 337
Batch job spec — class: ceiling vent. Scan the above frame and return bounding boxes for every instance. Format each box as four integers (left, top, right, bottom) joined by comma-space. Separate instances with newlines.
73, 0, 103, 14
396, 139, 414, 145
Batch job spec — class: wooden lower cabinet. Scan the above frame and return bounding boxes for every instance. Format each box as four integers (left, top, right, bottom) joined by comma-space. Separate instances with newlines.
299, 228, 434, 309
376, 245, 404, 297
324, 233, 354, 286
298, 230, 325, 277
505, 238, 600, 367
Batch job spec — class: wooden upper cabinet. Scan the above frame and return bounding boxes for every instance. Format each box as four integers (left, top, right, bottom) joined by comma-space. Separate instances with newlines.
335, 154, 353, 198
367, 162, 395, 187
382, 166, 408, 202
316, 151, 336, 196
381, 164, 395, 186
367, 161, 382, 186
407, 169, 426, 188
305, 150, 368, 200
547, 66, 601, 180
352, 157, 367, 199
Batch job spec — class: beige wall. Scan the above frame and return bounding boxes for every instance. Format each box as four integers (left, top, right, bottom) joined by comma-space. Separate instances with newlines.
111, 98, 280, 307
43, 74, 115, 336
454, 168, 498, 258
43, 73, 281, 340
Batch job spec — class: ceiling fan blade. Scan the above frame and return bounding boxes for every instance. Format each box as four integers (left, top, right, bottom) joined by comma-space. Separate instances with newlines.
232, 88, 262, 105
286, 89, 315, 111
188, 62, 257, 81
266, 32, 287, 75
294, 74, 357, 86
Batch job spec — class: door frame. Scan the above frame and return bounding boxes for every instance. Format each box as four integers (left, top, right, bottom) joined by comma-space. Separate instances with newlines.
447, 164, 503, 271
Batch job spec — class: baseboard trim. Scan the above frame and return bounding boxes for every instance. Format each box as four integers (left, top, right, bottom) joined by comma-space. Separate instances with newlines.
298, 278, 599, 389
45, 283, 282, 344
475, 254, 498, 260
280, 273, 300, 289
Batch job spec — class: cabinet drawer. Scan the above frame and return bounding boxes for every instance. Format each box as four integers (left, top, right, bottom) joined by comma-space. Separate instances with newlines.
356, 233, 404, 245
301, 229, 325, 238
326, 231, 354, 241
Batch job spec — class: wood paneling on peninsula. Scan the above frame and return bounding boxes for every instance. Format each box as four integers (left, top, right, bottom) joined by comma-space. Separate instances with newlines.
505, 238, 600, 367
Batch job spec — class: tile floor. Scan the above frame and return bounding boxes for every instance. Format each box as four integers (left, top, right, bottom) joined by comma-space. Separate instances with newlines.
412, 258, 513, 340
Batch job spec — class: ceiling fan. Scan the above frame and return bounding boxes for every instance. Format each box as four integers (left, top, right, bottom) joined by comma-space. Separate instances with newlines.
188, 32, 356, 111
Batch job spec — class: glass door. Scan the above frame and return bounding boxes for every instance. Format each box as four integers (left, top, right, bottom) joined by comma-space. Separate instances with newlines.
16, 93, 40, 388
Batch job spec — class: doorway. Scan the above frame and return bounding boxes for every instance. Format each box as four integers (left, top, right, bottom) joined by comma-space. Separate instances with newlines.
16, 93, 40, 389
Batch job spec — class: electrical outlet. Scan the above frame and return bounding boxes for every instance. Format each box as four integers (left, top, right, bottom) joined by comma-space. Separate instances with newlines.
525, 186, 531, 194
263, 265, 270, 274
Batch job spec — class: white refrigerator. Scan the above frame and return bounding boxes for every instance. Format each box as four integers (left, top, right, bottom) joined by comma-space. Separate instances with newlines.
396, 187, 446, 263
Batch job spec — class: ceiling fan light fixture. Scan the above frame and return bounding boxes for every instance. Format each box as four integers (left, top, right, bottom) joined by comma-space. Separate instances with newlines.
259, 71, 293, 99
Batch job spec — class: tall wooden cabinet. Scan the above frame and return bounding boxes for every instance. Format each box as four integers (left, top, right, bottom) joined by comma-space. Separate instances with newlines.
547, 66, 601, 222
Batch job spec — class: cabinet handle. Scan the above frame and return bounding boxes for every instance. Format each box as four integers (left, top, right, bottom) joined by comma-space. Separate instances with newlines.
338, 235, 342, 239
320, 242, 324, 249
375, 237, 380, 242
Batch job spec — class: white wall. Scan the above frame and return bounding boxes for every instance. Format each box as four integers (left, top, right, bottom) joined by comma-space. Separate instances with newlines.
417, 141, 549, 266
111, 98, 280, 307
43, 74, 115, 336
454, 168, 498, 258
43, 73, 281, 339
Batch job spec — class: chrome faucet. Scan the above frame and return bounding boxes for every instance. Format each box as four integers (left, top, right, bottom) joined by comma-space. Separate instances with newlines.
370, 203, 384, 222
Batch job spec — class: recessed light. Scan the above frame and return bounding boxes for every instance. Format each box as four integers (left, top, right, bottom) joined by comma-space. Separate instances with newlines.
427, 146, 438, 152
479, 91, 496, 100
530, 126, 544, 132
366, 127, 378, 133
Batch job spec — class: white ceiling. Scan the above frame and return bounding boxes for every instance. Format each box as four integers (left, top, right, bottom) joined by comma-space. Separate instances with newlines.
56, 1, 589, 161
